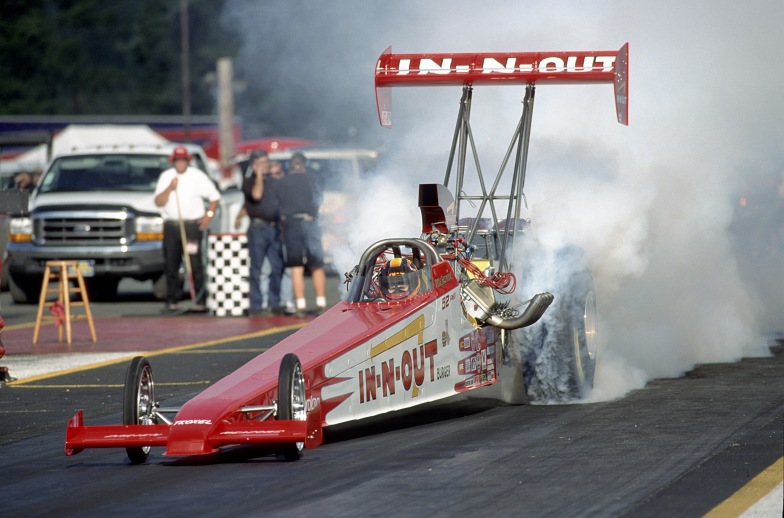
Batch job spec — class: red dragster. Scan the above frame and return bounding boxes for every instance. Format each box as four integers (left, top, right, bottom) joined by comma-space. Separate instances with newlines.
65, 43, 628, 463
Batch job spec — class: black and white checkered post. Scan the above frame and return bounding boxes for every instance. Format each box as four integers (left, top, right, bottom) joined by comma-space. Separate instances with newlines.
207, 234, 249, 316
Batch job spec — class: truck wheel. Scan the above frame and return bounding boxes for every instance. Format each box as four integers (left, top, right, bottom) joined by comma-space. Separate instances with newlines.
520, 247, 599, 402
85, 277, 119, 302
9, 274, 40, 304
277, 353, 306, 461
123, 356, 156, 464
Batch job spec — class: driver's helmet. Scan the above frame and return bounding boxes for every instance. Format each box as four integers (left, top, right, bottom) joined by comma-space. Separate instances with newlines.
379, 257, 421, 300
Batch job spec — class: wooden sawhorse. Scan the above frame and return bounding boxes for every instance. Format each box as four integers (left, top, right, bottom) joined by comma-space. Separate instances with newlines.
33, 260, 97, 345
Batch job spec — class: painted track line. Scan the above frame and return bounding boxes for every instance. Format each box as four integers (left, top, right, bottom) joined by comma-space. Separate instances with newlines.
5, 322, 304, 385
705, 456, 783, 517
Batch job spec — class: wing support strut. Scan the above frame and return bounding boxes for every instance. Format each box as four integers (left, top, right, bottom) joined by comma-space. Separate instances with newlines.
374, 44, 628, 270
443, 83, 536, 271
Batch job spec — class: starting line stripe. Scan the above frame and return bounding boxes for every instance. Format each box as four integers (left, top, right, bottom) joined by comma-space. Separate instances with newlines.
8, 323, 305, 386
705, 456, 783, 517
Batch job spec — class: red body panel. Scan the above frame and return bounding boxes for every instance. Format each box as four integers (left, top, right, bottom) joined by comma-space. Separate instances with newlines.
376, 49, 620, 87
375, 44, 629, 127
65, 260, 461, 458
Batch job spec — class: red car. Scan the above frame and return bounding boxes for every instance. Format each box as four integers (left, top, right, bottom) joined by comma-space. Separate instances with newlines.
0, 315, 5, 359
65, 44, 628, 463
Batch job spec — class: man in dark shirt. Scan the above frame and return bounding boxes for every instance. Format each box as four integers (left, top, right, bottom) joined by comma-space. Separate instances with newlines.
275, 152, 327, 315
242, 149, 285, 316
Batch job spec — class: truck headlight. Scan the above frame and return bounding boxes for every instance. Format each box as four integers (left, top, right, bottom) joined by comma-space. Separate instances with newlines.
135, 216, 164, 241
9, 217, 33, 243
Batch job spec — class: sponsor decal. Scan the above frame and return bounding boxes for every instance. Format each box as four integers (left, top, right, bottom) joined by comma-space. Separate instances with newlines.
106, 433, 164, 438
173, 419, 212, 426
454, 329, 498, 392
395, 55, 616, 76
306, 396, 320, 413
358, 316, 440, 404
434, 271, 454, 289
358, 340, 438, 404
219, 430, 287, 436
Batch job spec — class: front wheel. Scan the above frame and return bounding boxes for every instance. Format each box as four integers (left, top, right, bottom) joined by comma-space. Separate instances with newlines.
123, 356, 156, 464
277, 353, 306, 461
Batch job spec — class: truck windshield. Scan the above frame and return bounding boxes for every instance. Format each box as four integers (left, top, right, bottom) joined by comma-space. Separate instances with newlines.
38, 154, 178, 193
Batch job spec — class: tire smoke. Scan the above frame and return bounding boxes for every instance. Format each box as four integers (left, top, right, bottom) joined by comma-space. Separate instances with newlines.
223, 0, 783, 403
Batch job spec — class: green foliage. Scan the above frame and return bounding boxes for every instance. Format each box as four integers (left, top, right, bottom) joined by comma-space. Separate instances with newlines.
0, 0, 240, 115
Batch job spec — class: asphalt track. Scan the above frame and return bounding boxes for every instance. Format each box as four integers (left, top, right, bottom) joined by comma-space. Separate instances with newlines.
0, 289, 782, 517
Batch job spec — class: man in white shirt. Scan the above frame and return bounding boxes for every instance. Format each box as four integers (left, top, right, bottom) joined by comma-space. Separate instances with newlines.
154, 146, 220, 312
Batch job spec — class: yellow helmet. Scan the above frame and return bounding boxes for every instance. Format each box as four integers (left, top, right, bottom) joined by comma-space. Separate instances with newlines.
379, 257, 421, 300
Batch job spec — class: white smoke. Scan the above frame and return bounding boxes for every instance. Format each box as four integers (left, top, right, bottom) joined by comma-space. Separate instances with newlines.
222, 0, 784, 401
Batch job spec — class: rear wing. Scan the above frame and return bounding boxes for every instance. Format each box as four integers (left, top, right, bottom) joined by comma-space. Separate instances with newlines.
375, 43, 629, 127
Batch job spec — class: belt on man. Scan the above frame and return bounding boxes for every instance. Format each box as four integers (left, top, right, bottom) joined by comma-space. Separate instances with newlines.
251, 218, 276, 226
288, 213, 314, 221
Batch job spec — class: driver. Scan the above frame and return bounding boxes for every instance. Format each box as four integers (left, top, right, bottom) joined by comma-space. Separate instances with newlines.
378, 257, 421, 300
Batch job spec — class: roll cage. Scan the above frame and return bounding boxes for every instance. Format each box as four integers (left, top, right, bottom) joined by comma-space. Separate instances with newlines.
346, 238, 439, 303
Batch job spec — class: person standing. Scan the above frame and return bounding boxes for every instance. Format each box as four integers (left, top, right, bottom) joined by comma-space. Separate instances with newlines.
8, 171, 35, 192
154, 146, 220, 312
275, 152, 327, 316
242, 150, 286, 316
269, 159, 295, 314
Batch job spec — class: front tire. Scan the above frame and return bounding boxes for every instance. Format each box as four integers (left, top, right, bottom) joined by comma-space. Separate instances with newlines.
123, 356, 156, 464
277, 353, 306, 461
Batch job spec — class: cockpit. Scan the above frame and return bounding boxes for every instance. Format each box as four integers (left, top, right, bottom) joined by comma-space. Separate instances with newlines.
345, 238, 438, 304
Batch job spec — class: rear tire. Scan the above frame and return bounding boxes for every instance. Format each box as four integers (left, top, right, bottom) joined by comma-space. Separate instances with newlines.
277, 353, 306, 461
123, 356, 156, 464
520, 247, 598, 402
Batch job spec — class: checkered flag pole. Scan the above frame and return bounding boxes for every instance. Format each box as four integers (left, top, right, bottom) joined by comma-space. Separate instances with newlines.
207, 234, 250, 316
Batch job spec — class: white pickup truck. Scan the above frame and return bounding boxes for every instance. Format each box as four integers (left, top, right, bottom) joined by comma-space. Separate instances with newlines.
6, 142, 242, 303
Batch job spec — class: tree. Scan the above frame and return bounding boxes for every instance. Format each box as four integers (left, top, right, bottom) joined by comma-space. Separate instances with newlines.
0, 0, 240, 115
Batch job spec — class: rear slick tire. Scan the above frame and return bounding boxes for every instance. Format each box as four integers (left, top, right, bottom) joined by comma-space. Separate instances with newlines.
520, 247, 599, 402
123, 356, 156, 464
277, 353, 306, 461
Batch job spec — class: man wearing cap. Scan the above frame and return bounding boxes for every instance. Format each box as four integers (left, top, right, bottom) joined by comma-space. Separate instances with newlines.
154, 145, 221, 312
275, 152, 328, 315
242, 149, 286, 316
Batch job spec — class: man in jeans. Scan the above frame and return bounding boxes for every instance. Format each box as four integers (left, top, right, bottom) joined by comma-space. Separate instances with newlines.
242, 149, 285, 316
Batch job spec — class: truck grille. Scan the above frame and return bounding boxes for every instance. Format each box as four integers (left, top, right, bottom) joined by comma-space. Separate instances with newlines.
36, 213, 131, 245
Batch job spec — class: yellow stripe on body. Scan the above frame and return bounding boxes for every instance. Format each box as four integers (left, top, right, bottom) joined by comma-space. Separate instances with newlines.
370, 315, 425, 358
